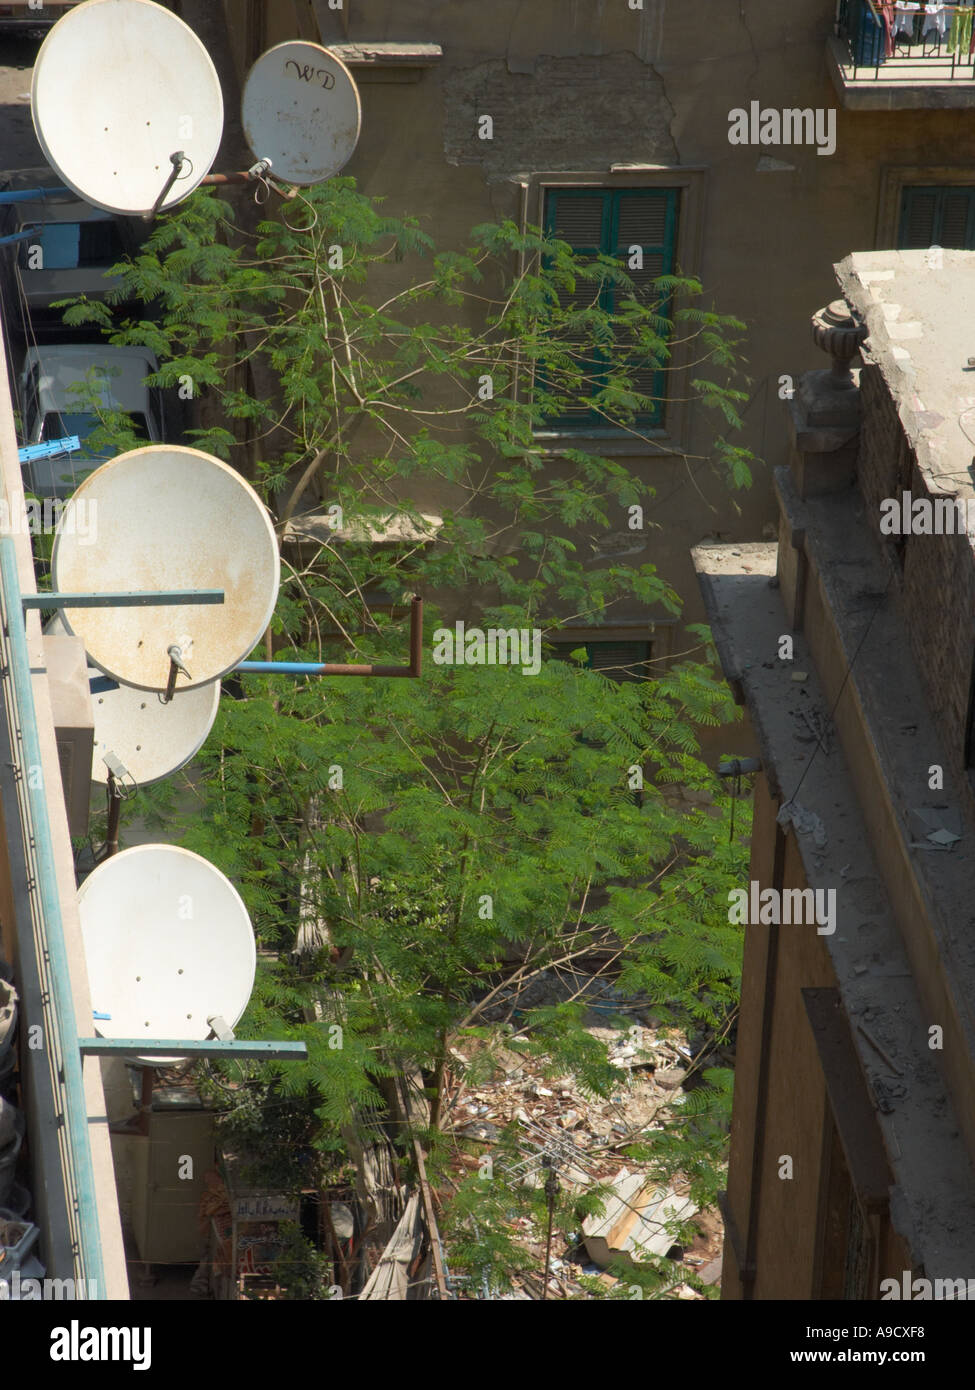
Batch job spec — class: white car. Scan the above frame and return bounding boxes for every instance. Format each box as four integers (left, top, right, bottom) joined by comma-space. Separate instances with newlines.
6, 196, 126, 317
20, 344, 162, 498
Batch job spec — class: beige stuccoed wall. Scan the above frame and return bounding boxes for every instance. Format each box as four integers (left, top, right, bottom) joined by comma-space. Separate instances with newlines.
219, 0, 975, 756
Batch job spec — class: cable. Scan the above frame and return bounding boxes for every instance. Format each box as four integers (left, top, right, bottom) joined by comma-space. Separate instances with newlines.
785, 566, 895, 807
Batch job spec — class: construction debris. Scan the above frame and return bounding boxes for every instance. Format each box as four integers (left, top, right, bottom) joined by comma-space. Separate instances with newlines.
581, 1170, 698, 1269
359, 1194, 427, 1300
441, 1013, 726, 1299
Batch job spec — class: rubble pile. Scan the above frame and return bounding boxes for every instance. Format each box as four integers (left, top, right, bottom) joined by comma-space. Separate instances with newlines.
443, 1018, 725, 1299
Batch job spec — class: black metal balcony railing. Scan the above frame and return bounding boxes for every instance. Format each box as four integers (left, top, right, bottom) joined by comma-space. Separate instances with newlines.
837, 0, 975, 79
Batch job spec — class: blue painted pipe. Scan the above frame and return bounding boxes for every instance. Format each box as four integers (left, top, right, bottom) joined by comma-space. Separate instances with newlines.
0, 225, 40, 247
237, 661, 337, 674
18, 436, 80, 464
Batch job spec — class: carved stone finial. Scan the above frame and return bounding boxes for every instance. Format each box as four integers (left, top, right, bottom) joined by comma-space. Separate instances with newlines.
811, 299, 868, 390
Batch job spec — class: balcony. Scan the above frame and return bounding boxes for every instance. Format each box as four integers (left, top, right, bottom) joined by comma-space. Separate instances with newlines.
0, 334, 128, 1298
829, 0, 975, 108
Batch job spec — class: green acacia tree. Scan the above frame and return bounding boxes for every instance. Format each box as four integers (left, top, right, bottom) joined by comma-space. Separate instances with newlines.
61, 181, 754, 1294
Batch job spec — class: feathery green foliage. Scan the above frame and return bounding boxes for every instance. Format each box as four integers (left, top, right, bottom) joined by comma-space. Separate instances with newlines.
66, 178, 755, 1293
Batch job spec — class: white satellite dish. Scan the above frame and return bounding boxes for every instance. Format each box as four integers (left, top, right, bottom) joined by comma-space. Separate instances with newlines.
242, 41, 361, 185
51, 445, 280, 693
45, 611, 221, 784
78, 843, 256, 1064
89, 678, 221, 787
32, 0, 224, 216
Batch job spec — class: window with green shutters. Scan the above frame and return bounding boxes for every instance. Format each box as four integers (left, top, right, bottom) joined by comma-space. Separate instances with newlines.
548, 640, 653, 682
541, 187, 680, 431
898, 186, 975, 250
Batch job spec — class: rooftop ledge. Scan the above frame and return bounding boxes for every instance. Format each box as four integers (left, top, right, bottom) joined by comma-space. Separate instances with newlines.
692, 537, 975, 1278
325, 42, 443, 67
826, 34, 975, 109
283, 510, 443, 546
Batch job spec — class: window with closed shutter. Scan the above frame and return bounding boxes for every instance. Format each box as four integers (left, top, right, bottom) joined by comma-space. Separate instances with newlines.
898, 185, 975, 249
542, 188, 680, 431
548, 640, 653, 682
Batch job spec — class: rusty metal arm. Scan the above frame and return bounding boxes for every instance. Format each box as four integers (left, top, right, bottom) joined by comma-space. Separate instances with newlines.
235, 595, 422, 678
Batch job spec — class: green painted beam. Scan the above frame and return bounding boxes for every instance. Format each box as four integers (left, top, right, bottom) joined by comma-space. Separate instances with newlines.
78, 1038, 308, 1060
24, 589, 225, 609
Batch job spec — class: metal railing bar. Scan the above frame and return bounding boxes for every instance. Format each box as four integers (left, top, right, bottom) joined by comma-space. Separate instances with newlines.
0, 535, 106, 1296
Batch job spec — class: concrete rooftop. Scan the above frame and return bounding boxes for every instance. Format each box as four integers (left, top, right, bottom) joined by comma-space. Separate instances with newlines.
694, 532, 975, 1281
837, 249, 975, 502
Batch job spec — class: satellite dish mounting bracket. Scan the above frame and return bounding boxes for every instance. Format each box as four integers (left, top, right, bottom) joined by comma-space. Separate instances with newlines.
163, 644, 192, 704
145, 150, 188, 223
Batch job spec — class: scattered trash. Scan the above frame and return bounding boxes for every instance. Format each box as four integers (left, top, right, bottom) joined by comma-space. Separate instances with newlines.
654, 1068, 687, 1090
0, 1216, 40, 1271
909, 807, 962, 851
442, 1004, 723, 1298
777, 799, 828, 847
582, 1171, 698, 1269
456, 1120, 500, 1143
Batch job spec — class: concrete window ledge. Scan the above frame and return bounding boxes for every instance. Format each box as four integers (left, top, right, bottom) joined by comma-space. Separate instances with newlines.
327, 42, 443, 65
326, 42, 443, 81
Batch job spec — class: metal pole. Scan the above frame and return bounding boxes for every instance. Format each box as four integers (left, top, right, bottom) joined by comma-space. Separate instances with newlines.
24, 589, 225, 609
0, 226, 39, 247
0, 536, 107, 1296
77, 1039, 309, 1060
718, 758, 762, 778
144, 151, 186, 222
199, 159, 272, 189
236, 596, 423, 678
409, 595, 423, 677
138, 1065, 153, 1138
541, 1157, 558, 1302
104, 772, 121, 859
162, 645, 191, 704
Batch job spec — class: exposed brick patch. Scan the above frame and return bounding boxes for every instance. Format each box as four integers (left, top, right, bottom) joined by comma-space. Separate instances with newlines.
856, 364, 975, 763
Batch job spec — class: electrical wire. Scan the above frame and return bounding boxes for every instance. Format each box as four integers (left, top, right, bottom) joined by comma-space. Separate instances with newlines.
785, 566, 895, 807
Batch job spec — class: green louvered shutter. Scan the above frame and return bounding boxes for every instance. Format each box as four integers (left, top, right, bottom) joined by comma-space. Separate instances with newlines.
899, 186, 975, 249
542, 188, 679, 430
611, 191, 678, 428
585, 641, 653, 682
544, 191, 612, 424
548, 640, 653, 682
